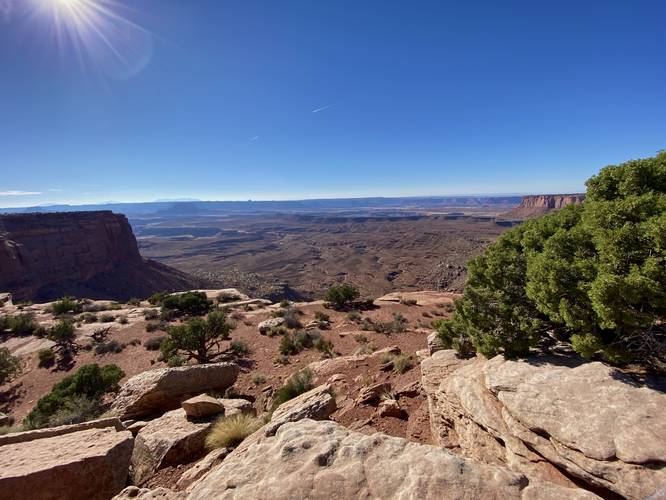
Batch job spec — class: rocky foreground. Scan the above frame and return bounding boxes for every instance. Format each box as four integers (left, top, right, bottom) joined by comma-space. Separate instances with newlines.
0, 290, 664, 499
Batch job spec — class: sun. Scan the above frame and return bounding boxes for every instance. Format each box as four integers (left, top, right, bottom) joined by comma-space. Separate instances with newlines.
30, 0, 154, 79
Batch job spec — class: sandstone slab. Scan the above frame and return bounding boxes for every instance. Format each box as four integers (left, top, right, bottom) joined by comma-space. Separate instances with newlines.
185, 419, 598, 500
421, 350, 666, 499
0, 426, 133, 500
112, 362, 239, 420
258, 317, 285, 334
131, 409, 213, 484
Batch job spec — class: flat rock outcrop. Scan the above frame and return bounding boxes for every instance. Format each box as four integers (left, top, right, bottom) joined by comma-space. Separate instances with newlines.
0, 426, 133, 500
421, 350, 666, 499
184, 419, 597, 499
112, 362, 239, 420
502, 194, 585, 219
0, 211, 200, 302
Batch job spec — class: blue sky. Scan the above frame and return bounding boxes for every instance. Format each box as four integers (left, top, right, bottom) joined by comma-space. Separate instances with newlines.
1, 0, 665, 207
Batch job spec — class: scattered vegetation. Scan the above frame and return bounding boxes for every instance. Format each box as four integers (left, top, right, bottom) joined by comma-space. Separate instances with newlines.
144, 336, 165, 351
52, 296, 82, 315
392, 354, 414, 374
127, 298, 142, 306
205, 413, 263, 449
38, 348, 56, 368
160, 291, 212, 317
94, 340, 124, 355
161, 310, 234, 363
44, 320, 78, 368
0, 313, 40, 336
324, 283, 360, 310
24, 363, 124, 429
346, 310, 362, 322
314, 311, 330, 322
251, 372, 267, 385
279, 330, 333, 356
116, 315, 128, 325
0, 347, 21, 384
148, 291, 169, 305
399, 298, 418, 306
80, 313, 98, 324
438, 152, 666, 369
271, 368, 313, 411
99, 314, 115, 323
230, 340, 250, 356
143, 309, 159, 320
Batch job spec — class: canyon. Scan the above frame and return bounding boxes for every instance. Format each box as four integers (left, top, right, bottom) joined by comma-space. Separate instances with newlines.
0, 211, 199, 302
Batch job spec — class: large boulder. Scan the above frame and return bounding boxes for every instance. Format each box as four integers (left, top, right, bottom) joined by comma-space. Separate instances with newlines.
421, 350, 666, 499
0, 426, 133, 500
184, 419, 598, 499
265, 384, 336, 436
131, 408, 216, 485
112, 362, 239, 420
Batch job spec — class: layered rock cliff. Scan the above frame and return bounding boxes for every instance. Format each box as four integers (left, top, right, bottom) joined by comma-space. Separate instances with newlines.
0, 211, 200, 301
503, 194, 585, 219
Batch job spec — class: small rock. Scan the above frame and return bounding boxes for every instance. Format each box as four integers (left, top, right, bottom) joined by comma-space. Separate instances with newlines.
265, 384, 337, 436
427, 332, 446, 355
377, 399, 408, 420
218, 398, 253, 417
181, 395, 224, 419
356, 382, 391, 405
0, 413, 10, 427
124, 421, 149, 436
258, 317, 285, 334
395, 381, 420, 398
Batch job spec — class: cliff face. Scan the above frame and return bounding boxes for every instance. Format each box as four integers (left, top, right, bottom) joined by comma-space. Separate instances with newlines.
503, 194, 585, 219
0, 211, 200, 301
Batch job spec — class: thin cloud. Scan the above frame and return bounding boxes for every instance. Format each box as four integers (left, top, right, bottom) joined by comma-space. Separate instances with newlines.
312, 104, 333, 113
0, 0, 13, 23
0, 190, 41, 196
249, 135, 259, 143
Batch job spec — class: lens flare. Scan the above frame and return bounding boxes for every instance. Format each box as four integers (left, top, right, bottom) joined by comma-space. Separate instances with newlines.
30, 0, 154, 79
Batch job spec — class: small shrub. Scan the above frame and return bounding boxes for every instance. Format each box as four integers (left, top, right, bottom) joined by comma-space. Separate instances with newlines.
166, 355, 186, 367
117, 316, 128, 325
24, 363, 124, 429
145, 322, 162, 333
47, 395, 101, 427
107, 302, 123, 311
129, 338, 141, 346
94, 340, 123, 355
38, 349, 56, 368
346, 311, 362, 322
314, 311, 330, 322
251, 372, 267, 385
148, 292, 168, 306
230, 340, 250, 356
353, 333, 368, 344
399, 298, 418, 306
144, 336, 165, 351
0, 313, 39, 336
52, 297, 81, 315
373, 313, 408, 334
0, 347, 21, 384
127, 298, 141, 306
282, 308, 302, 329
312, 336, 334, 355
81, 313, 98, 324
271, 369, 313, 411
161, 292, 211, 317
324, 283, 360, 310
266, 325, 286, 337
392, 354, 413, 374
279, 333, 299, 356
359, 318, 375, 331
205, 413, 262, 449
229, 311, 245, 321
354, 343, 377, 355
143, 309, 159, 320
274, 354, 290, 365
99, 314, 115, 323
279, 300, 291, 308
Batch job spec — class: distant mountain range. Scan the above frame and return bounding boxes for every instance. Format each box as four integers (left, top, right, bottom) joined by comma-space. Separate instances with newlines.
0, 196, 523, 217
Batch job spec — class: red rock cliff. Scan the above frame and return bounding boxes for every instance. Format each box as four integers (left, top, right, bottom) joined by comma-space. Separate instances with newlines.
0, 211, 200, 301
502, 194, 585, 219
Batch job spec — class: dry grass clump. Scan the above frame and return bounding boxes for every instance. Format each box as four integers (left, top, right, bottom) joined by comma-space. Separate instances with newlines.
205, 413, 262, 450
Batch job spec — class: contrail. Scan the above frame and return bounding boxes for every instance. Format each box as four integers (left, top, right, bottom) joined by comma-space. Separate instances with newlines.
312, 104, 333, 113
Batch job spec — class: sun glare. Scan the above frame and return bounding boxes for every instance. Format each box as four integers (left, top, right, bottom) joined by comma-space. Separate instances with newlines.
31, 0, 154, 79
